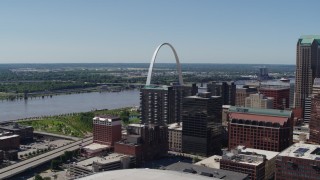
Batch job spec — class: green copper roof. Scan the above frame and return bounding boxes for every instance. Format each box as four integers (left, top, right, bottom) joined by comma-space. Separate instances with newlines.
229, 106, 292, 117
298, 35, 320, 46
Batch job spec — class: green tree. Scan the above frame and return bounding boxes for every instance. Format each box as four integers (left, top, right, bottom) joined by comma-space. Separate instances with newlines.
34, 174, 43, 180
51, 160, 61, 170
120, 110, 130, 124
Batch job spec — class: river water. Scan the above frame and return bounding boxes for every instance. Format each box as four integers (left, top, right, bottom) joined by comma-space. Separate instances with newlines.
0, 89, 140, 121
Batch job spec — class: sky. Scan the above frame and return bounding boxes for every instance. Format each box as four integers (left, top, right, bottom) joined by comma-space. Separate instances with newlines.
0, 0, 319, 64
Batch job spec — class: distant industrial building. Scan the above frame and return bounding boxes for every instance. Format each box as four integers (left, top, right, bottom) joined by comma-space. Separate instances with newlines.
276, 143, 320, 180
220, 146, 279, 180
68, 153, 135, 179
0, 123, 33, 142
294, 35, 320, 114
166, 162, 249, 180
168, 122, 182, 152
244, 93, 274, 109
182, 93, 222, 156
93, 115, 122, 146
259, 85, 290, 109
228, 106, 293, 152
207, 81, 236, 105
140, 84, 197, 125
114, 124, 168, 163
235, 86, 258, 107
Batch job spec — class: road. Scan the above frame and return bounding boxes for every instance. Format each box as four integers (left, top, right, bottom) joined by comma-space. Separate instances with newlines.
0, 137, 93, 179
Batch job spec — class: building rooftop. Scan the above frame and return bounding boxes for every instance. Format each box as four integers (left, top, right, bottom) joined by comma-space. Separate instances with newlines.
0, 123, 32, 131
76, 153, 130, 170
143, 85, 170, 90
222, 146, 279, 166
166, 162, 248, 180
168, 123, 182, 131
83, 143, 110, 151
279, 143, 320, 161
79, 168, 215, 180
195, 155, 222, 169
229, 112, 289, 125
0, 134, 19, 140
298, 35, 320, 46
93, 116, 120, 122
229, 106, 292, 118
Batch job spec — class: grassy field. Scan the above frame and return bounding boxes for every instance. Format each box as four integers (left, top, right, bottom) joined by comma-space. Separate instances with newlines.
18, 107, 140, 138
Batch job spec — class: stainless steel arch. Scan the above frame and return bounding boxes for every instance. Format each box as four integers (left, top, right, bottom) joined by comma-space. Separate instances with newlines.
146, 43, 184, 86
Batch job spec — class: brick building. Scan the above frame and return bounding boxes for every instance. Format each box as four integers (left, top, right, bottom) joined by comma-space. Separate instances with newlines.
310, 94, 320, 144
93, 115, 122, 146
115, 124, 168, 163
245, 93, 274, 109
235, 86, 258, 107
259, 85, 290, 110
168, 122, 182, 152
220, 146, 279, 180
228, 106, 293, 152
276, 143, 320, 180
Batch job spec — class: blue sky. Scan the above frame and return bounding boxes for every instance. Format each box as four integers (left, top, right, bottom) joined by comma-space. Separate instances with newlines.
0, 0, 319, 64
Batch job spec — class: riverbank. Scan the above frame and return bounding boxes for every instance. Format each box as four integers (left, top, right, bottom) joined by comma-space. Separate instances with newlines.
17, 107, 140, 138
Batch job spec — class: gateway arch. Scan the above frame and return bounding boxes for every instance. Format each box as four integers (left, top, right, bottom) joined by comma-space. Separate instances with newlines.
146, 43, 184, 86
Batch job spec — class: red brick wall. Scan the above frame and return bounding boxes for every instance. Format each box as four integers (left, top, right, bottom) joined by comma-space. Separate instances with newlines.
93, 124, 121, 146
114, 142, 142, 156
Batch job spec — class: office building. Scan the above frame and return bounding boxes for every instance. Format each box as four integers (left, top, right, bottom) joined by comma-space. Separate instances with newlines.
182, 93, 222, 156
220, 146, 279, 180
294, 35, 320, 112
140, 84, 197, 125
259, 85, 290, 109
168, 122, 182, 152
235, 86, 258, 107
0, 123, 33, 142
276, 143, 320, 180
207, 81, 236, 105
115, 124, 168, 162
304, 97, 312, 123
258, 67, 269, 80
0, 135, 20, 151
245, 93, 274, 109
93, 115, 122, 146
228, 106, 293, 152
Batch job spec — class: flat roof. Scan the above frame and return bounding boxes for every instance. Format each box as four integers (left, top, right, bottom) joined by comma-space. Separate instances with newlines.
0, 124, 32, 131
83, 143, 110, 151
279, 143, 320, 161
0, 134, 19, 140
93, 116, 120, 122
79, 168, 214, 180
166, 162, 248, 180
76, 153, 129, 169
143, 85, 170, 90
229, 106, 292, 117
229, 112, 289, 125
236, 146, 279, 160
195, 155, 222, 169
168, 123, 182, 130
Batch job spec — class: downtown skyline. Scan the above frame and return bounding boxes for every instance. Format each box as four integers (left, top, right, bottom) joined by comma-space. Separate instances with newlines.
0, 0, 320, 64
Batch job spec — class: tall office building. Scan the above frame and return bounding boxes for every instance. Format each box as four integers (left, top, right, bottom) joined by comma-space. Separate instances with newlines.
140, 84, 197, 125
207, 81, 236, 105
182, 92, 222, 156
310, 94, 320, 144
294, 35, 320, 112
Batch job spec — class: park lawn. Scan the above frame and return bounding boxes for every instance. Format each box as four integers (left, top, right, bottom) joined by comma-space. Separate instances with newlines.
18, 107, 140, 138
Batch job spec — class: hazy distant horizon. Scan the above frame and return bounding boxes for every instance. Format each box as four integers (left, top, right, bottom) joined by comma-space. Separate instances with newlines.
1, 1, 319, 64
